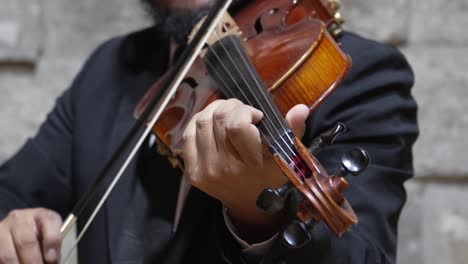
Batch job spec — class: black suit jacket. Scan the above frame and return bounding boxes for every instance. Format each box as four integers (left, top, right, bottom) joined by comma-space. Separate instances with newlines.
0, 26, 418, 264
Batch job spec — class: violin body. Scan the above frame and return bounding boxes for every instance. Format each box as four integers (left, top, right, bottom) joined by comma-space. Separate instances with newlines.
135, 0, 350, 163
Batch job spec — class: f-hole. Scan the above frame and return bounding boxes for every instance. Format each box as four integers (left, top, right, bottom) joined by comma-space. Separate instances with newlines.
254, 17, 263, 35
182, 77, 198, 89
254, 8, 280, 35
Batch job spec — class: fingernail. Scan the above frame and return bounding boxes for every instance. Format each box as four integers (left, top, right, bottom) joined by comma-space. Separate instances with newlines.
45, 248, 57, 261
255, 109, 263, 117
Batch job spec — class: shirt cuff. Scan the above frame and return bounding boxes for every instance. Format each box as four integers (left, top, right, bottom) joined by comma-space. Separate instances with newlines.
222, 207, 278, 256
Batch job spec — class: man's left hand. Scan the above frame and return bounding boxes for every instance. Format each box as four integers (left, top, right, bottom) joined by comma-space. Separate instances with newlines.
182, 99, 309, 242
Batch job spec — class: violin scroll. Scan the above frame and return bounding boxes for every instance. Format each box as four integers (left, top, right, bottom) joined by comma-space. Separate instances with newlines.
257, 124, 370, 248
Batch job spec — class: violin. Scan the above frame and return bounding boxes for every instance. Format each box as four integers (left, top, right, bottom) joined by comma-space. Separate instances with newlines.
60, 0, 370, 256
134, 0, 370, 247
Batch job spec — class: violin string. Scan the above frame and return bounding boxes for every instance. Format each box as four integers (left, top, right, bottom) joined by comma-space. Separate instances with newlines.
203, 52, 288, 159
226, 39, 288, 133
209, 31, 303, 166
210, 33, 285, 135
222, 33, 310, 177
205, 34, 283, 143
205, 33, 305, 179
203, 41, 291, 159
225, 34, 300, 150
203, 55, 302, 178
205, 32, 306, 178
203, 58, 307, 181
203, 57, 275, 147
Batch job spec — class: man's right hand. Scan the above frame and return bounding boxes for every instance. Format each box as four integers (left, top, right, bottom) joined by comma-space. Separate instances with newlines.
0, 208, 62, 264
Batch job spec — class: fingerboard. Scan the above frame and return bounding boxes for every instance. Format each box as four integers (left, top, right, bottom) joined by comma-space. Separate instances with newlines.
204, 35, 312, 180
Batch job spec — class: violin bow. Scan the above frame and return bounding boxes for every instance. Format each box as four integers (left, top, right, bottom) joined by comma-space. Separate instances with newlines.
59, 0, 233, 262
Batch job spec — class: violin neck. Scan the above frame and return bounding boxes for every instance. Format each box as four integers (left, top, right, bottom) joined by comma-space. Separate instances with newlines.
203, 34, 315, 179
204, 36, 288, 142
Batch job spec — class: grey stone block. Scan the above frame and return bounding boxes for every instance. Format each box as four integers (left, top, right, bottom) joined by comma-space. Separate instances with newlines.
42, 0, 151, 59
0, 0, 150, 164
421, 184, 468, 264
402, 46, 468, 178
0, 60, 74, 162
410, 0, 468, 45
0, 0, 43, 63
340, 0, 411, 45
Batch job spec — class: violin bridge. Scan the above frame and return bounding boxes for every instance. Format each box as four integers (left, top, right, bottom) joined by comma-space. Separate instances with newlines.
188, 12, 242, 57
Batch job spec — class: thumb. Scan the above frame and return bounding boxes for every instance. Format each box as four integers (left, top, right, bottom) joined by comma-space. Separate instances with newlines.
285, 104, 309, 139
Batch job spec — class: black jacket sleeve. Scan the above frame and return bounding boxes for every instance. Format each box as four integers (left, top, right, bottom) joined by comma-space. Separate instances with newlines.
241, 32, 418, 264
0, 42, 110, 220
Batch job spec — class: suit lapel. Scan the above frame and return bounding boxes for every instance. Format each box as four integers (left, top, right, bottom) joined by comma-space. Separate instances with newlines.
103, 26, 216, 262
103, 70, 216, 263
104, 69, 158, 262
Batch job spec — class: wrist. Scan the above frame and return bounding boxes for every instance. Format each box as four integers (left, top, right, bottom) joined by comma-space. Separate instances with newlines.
224, 201, 285, 243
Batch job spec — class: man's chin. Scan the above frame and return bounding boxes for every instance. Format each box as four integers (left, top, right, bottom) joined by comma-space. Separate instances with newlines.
161, 8, 212, 45
141, 0, 251, 45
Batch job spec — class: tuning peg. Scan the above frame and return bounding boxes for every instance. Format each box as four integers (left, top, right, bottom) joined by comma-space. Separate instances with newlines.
282, 219, 315, 248
308, 122, 346, 154
336, 148, 370, 177
256, 181, 294, 214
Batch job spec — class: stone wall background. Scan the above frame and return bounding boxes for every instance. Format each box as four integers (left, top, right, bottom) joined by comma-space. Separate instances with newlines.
0, 0, 466, 263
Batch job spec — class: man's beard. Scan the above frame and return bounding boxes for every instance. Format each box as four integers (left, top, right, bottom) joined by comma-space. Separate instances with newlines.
141, 0, 250, 45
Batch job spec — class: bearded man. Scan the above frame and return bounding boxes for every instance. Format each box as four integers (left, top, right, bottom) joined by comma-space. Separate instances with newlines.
0, 0, 418, 263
